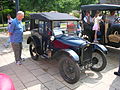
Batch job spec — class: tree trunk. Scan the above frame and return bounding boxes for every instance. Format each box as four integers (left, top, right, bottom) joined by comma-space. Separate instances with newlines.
1, 12, 4, 27
1, 0, 4, 27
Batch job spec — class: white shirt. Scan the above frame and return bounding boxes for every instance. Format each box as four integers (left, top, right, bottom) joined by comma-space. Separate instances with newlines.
7, 18, 13, 30
94, 16, 102, 25
83, 16, 93, 23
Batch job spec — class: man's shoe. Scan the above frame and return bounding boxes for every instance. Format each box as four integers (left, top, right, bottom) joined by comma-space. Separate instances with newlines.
21, 58, 25, 61
3, 44, 9, 48
114, 72, 120, 76
16, 61, 22, 65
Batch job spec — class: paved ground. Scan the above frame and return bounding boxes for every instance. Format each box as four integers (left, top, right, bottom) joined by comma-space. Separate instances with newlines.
0, 31, 120, 90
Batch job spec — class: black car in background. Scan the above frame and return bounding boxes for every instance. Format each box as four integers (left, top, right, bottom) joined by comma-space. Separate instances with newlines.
81, 4, 120, 48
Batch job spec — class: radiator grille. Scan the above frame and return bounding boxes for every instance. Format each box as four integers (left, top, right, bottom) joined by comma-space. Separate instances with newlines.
82, 45, 92, 61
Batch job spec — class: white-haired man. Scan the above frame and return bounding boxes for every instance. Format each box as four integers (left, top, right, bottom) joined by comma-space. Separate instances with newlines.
9, 11, 24, 65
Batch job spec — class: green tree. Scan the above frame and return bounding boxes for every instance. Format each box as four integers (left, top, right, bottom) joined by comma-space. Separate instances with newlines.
0, 0, 15, 25
79, 0, 99, 6
20, 0, 99, 13
50, 0, 79, 13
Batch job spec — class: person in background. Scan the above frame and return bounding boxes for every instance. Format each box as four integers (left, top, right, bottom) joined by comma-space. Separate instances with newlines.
9, 11, 24, 65
83, 11, 94, 42
106, 11, 117, 26
92, 11, 103, 43
83, 11, 93, 24
3, 14, 13, 48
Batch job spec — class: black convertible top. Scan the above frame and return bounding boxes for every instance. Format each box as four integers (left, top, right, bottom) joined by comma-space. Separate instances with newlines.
30, 12, 79, 21
81, 4, 120, 11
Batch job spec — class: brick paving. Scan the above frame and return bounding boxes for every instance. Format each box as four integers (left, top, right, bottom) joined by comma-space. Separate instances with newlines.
0, 31, 120, 90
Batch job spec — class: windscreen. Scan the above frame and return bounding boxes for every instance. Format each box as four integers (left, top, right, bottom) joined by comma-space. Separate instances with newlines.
53, 21, 81, 36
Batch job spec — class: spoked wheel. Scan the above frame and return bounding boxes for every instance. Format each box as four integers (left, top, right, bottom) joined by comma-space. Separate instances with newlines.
59, 55, 80, 84
90, 50, 107, 72
29, 42, 39, 60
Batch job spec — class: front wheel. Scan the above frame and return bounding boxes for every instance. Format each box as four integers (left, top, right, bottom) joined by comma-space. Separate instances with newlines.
59, 55, 80, 84
90, 50, 107, 72
29, 42, 39, 60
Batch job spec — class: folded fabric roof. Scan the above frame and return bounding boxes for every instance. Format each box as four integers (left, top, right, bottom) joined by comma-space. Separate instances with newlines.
30, 12, 79, 21
81, 4, 120, 11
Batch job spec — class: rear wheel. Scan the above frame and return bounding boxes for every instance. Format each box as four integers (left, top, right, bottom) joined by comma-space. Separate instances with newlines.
29, 42, 39, 60
90, 50, 107, 72
59, 55, 80, 84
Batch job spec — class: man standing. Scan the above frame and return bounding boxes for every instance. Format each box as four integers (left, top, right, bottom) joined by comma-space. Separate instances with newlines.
3, 14, 13, 48
83, 11, 93, 24
83, 11, 94, 42
9, 11, 24, 65
106, 11, 117, 26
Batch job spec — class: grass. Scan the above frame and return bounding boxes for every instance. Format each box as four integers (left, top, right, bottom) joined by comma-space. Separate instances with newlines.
0, 24, 7, 27
0, 29, 4, 32
0, 29, 7, 32
0, 22, 25, 32
0, 22, 25, 27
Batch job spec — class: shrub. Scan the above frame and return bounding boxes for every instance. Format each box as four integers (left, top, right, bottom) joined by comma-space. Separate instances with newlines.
25, 11, 37, 20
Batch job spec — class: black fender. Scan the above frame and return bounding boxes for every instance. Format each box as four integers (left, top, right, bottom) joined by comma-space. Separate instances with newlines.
53, 49, 79, 62
27, 36, 42, 55
92, 43, 108, 54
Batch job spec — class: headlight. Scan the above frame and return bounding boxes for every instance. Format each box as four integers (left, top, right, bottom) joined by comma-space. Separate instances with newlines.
50, 36, 55, 41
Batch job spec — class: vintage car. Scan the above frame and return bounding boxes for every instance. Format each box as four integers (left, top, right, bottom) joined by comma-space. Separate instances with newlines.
81, 4, 120, 48
27, 12, 107, 84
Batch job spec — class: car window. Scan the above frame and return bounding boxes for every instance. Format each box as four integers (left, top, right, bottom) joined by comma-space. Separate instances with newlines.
60, 22, 68, 30
38, 21, 44, 33
67, 21, 77, 34
34, 19, 39, 29
30, 19, 39, 30
35, 19, 39, 24
53, 21, 79, 36
53, 27, 63, 36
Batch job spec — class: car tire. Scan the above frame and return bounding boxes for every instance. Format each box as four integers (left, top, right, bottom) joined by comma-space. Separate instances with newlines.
58, 55, 80, 84
90, 50, 107, 72
29, 42, 39, 60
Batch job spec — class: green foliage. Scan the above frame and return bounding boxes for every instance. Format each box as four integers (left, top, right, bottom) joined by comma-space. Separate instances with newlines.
0, 0, 15, 14
0, 29, 3, 32
20, 0, 99, 13
70, 11, 80, 18
0, 0, 16, 23
0, 0, 99, 24
79, 0, 99, 6
1, 0, 99, 13
0, 9, 12, 14
25, 11, 37, 20
56, 0, 79, 13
